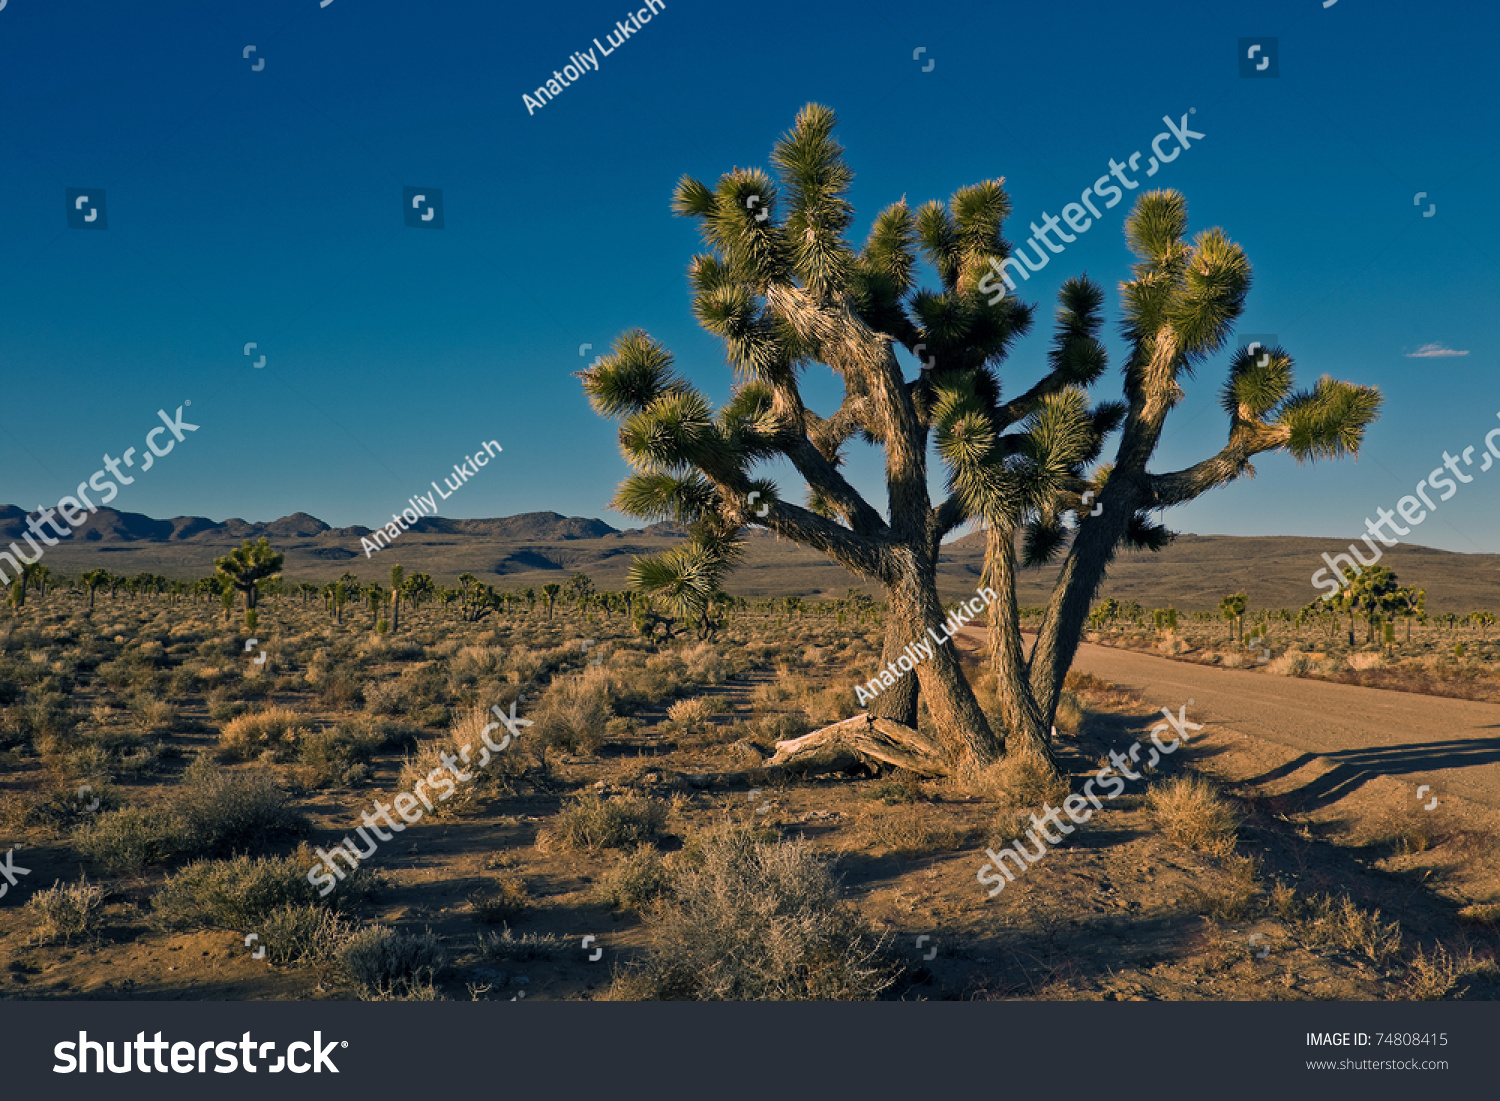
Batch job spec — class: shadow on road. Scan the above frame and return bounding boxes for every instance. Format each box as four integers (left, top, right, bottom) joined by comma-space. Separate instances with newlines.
1242, 737, 1500, 810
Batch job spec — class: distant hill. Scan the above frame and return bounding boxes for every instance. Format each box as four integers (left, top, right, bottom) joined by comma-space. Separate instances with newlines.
4, 503, 1496, 612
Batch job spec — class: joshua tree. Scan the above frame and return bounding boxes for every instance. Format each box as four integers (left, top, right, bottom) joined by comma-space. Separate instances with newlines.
404, 571, 435, 611
1219, 593, 1248, 642
1395, 586, 1425, 643
580, 104, 1379, 777
77, 569, 110, 610
214, 538, 283, 611
541, 582, 561, 620
562, 572, 595, 608
389, 565, 404, 632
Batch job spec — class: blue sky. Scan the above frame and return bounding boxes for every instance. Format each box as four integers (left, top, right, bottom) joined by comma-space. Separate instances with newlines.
1, 0, 1497, 554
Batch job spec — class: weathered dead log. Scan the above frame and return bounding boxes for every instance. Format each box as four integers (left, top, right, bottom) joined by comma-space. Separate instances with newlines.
764, 713, 950, 778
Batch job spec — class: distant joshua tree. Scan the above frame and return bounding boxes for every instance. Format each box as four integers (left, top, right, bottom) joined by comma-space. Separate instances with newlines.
214, 538, 284, 612
389, 565, 405, 632
1218, 593, 1247, 642
79, 569, 111, 610
541, 582, 561, 619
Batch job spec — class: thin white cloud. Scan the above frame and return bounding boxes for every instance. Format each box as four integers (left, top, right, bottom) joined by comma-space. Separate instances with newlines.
1406, 343, 1469, 358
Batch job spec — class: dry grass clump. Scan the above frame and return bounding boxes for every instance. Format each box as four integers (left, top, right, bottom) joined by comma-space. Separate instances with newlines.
25, 876, 108, 945
960, 750, 1070, 812
466, 873, 531, 923
536, 792, 668, 853
1181, 855, 1263, 922
219, 707, 314, 762
666, 696, 720, 727
605, 822, 893, 1001
1265, 649, 1312, 677
532, 666, 613, 754
1286, 892, 1404, 965
1403, 943, 1498, 1000
1146, 775, 1241, 856
864, 803, 966, 857
1365, 803, 1452, 857
478, 926, 568, 962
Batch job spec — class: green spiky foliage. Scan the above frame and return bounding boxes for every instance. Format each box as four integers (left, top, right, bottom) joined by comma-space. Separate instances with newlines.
213, 538, 283, 611
581, 105, 1381, 776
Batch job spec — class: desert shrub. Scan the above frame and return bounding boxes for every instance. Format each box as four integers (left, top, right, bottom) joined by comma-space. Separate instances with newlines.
337, 925, 444, 996
150, 854, 325, 930
666, 696, 718, 727
131, 698, 181, 736
1053, 690, 1085, 735
73, 806, 184, 872
0, 779, 123, 828
1181, 855, 1262, 922
1289, 893, 1404, 965
173, 756, 305, 854
593, 844, 674, 911
449, 645, 507, 688
1458, 903, 1500, 928
802, 684, 855, 726
478, 926, 568, 962
206, 687, 248, 723
1266, 649, 1312, 677
532, 666, 612, 754
219, 707, 313, 761
363, 680, 409, 716
1404, 943, 1498, 1000
257, 904, 359, 965
753, 712, 811, 743
609, 822, 892, 1001
74, 758, 304, 872
25, 876, 108, 945
537, 793, 667, 853
316, 665, 365, 709
397, 707, 530, 815
1146, 775, 1241, 856
295, 718, 405, 787
963, 751, 1069, 811
466, 873, 530, 923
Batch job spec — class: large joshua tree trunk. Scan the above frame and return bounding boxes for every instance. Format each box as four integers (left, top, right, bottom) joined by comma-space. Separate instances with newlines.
983, 522, 1054, 763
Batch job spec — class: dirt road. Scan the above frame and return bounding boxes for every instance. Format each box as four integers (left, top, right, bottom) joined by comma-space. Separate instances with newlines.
955, 629, 1500, 811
